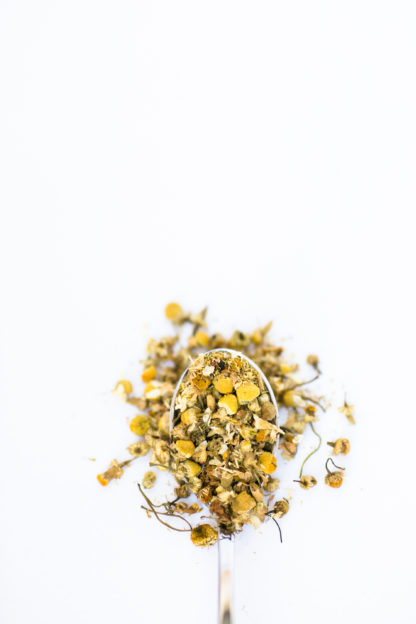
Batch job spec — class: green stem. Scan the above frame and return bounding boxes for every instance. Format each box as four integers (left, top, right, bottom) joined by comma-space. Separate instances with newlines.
138, 484, 192, 532
325, 457, 345, 474
299, 423, 322, 478
285, 374, 320, 391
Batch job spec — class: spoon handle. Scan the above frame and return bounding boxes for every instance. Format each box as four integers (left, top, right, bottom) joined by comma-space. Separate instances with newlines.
218, 536, 234, 624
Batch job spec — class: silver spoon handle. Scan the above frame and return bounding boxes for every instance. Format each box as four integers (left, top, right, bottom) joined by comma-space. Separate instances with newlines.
218, 536, 234, 624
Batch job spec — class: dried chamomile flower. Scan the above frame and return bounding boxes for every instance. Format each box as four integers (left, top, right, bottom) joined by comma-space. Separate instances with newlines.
183, 460, 202, 478
213, 374, 234, 394
142, 470, 157, 489
232, 491, 257, 514
97, 459, 130, 486
261, 401, 276, 421
195, 330, 210, 347
324, 458, 345, 488
306, 354, 321, 374
294, 475, 317, 489
189, 307, 208, 331
127, 440, 149, 457
210, 333, 227, 348
229, 330, 251, 349
142, 365, 157, 382
264, 478, 280, 492
175, 440, 195, 458
165, 302, 183, 321
282, 390, 306, 408
112, 379, 133, 401
270, 499, 289, 518
236, 381, 261, 403
251, 321, 273, 345
338, 397, 355, 424
279, 439, 299, 460
174, 501, 202, 515
158, 412, 170, 437
325, 471, 343, 488
218, 394, 238, 415
258, 451, 277, 474
174, 484, 191, 498
197, 486, 213, 503
129, 414, 150, 436
191, 524, 218, 547
327, 438, 350, 455
181, 407, 199, 425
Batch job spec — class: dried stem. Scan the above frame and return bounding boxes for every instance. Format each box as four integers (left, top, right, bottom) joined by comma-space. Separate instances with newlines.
272, 518, 283, 543
299, 423, 322, 478
137, 484, 192, 532
285, 374, 320, 391
325, 457, 345, 474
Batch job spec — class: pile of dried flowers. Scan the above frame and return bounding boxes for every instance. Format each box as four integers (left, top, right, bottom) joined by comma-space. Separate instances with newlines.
97, 303, 354, 547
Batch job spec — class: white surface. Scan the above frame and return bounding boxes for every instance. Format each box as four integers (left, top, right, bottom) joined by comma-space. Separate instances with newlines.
1, 2, 416, 623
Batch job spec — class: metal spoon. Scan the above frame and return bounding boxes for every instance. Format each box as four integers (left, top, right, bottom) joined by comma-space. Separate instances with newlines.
169, 348, 279, 624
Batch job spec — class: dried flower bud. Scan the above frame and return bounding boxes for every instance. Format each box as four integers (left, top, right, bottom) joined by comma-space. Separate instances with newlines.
264, 477, 280, 492
181, 408, 199, 425
142, 470, 157, 489
174, 484, 190, 499
195, 330, 210, 347
271, 499, 289, 518
129, 414, 150, 436
97, 459, 125, 486
231, 491, 256, 514
112, 379, 133, 401
206, 394, 216, 410
175, 440, 195, 458
258, 451, 277, 474
236, 381, 260, 403
295, 475, 317, 489
283, 390, 306, 408
183, 460, 201, 478
165, 302, 183, 321
158, 412, 170, 437
261, 401, 276, 421
279, 439, 298, 460
190, 524, 218, 547
127, 440, 149, 457
218, 394, 238, 415
191, 375, 210, 390
324, 457, 345, 488
338, 398, 355, 424
142, 365, 157, 382
173, 501, 202, 515
325, 471, 344, 488
210, 333, 227, 348
197, 486, 213, 503
306, 354, 321, 373
213, 374, 234, 394
327, 438, 350, 455
229, 330, 251, 349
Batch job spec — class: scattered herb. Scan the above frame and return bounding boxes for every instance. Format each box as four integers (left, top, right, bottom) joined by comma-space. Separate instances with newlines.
338, 396, 355, 424
97, 304, 354, 546
327, 438, 350, 455
324, 457, 345, 488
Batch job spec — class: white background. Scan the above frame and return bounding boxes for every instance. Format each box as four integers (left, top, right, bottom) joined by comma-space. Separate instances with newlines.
1, 2, 416, 623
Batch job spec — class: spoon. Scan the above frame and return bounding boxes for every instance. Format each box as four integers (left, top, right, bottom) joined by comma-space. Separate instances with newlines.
169, 348, 279, 624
